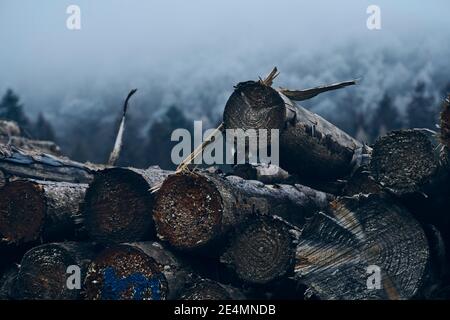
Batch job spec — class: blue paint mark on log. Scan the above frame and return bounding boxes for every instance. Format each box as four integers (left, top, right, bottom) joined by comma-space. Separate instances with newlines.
101, 267, 165, 300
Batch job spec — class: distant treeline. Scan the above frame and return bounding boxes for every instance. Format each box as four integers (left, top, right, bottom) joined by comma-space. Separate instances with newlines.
1, 80, 448, 170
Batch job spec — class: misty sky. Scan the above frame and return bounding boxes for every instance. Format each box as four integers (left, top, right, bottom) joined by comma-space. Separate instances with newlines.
0, 0, 449, 125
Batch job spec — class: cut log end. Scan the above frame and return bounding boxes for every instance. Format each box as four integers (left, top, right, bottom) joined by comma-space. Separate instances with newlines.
84, 244, 168, 300
221, 217, 296, 284
153, 173, 223, 249
295, 194, 429, 300
84, 168, 155, 243
0, 181, 45, 244
223, 81, 286, 131
14, 244, 78, 299
370, 129, 440, 195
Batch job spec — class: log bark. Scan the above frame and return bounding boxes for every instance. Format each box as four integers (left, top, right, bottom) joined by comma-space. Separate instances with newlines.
153, 171, 332, 250
294, 194, 430, 300
180, 278, 245, 300
370, 129, 449, 196
0, 264, 18, 300
83, 167, 171, 243
220, 215, 300, 284
84, 241, 193, 300
0, 136, 62, 156
230, 163, 292, 184
223, 80, 363, 184
13, 242, 97, 300
0, 179, 87, 245
0, 144, 99, 183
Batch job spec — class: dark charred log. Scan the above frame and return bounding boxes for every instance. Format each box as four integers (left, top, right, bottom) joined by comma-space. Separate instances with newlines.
83, 167, 171, 243
294, 194, 430, 300
13, 242, 97, 300
181, 278, 245, 300
0, 180, 87, 245
84, 242, 193, 300
153, 171, 332, 250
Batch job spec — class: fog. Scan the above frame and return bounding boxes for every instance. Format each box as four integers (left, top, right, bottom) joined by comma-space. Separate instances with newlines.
0, 0, 449, 165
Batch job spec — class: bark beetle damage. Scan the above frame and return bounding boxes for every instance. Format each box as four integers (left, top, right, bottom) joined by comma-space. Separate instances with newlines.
0, 181, 45, 244
84, 244, 168, 300
153, 173, 223, 249
84, 168, 155, 243
221, 216, 297, 284
370, 130, 440, 195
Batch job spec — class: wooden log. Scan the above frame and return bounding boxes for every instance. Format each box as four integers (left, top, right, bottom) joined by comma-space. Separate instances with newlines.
0, 264, 18, 300
230, 163, 292, 184
84, 242, 193, 300
180, 278, 245, 300
0, 136, 62, 156
0, 144, 99, 183
220, 215, 300, 284
370, 129, 449, 196
342, 166, 383, 196
0, 120, 21, 136
153, 171, 332, 250
13, 242, 97, 300
294, 194, 430, 300
223, 80, 363, 184
83, 167, 171, 243
0, 180, 87, 245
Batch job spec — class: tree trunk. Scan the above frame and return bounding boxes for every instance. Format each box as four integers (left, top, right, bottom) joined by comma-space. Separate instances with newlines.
13, 242, 98, 300
180, 278, 245, 300
370, 129, 449, 196
223, 81, 363, 185
153, 171, 332, 250
294, 194, 430, 300
0, 144, 100, 183
220, 215, 300, 285
0, 179, 87, 245
84, 241, 194, 300
83, 167, 171, 243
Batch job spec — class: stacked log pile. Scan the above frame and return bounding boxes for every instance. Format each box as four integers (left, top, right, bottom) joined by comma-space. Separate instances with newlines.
0, 78, 449, 300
